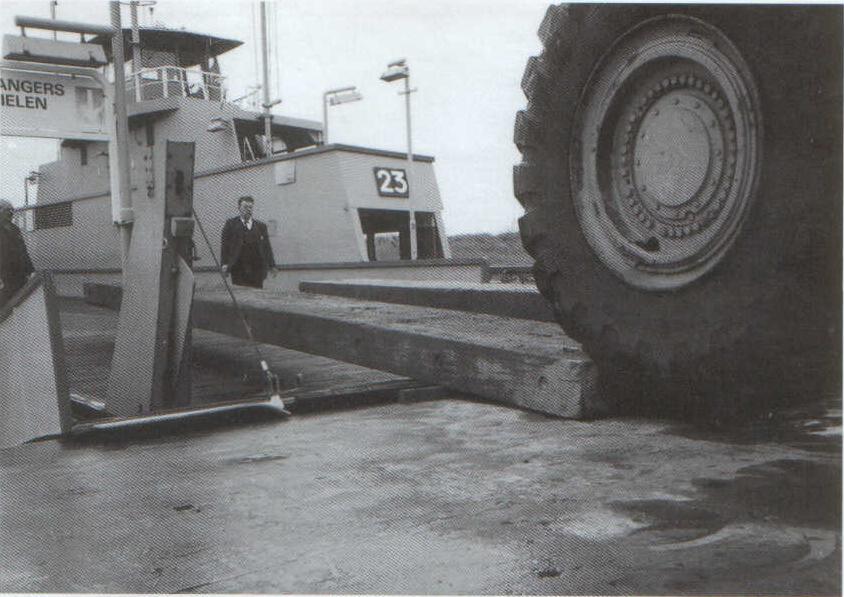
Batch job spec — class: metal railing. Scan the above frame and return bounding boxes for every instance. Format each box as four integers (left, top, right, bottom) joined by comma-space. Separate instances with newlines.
126, 66, 227, 103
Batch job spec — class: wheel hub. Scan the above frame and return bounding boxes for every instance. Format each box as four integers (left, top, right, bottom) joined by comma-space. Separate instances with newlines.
571, 16, 761, 290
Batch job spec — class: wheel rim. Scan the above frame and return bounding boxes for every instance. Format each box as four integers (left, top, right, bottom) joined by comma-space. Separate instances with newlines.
571, 16, 762, 291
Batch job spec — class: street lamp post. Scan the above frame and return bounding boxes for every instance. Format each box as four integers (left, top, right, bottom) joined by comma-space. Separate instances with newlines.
23, 171, 39, 207
322, 86, 362, 145
257, 2, 283, 155
380, 58, 417, 260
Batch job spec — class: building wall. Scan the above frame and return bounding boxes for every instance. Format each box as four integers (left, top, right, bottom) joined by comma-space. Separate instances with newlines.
36, 98, 244, 206
335, 151, 443, 212
36, 142, 110, 204
185, 151, 364, 264
333, 151, 450, 258
23, 96, 447, 270
190, 151, 446, 265
152, 98, 244, 172
25, 194, 120, 271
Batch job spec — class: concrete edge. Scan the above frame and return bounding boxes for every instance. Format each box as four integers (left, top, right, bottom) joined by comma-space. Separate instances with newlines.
298, 279, 556, 323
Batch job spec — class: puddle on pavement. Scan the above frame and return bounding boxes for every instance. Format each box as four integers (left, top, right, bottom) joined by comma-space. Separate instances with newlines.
665, 396, 841, 453
598, 457, 842, 594
613, 499, 724, 544
692, 458, 841, 529
613, 457, 841, 544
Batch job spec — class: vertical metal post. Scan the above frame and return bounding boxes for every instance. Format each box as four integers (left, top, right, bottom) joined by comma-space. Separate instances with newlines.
129, 1, 142, 76
322, 87, 360, 145
110, 1, 133, 269
50, 1, 57, 40
23, 177, 29, 207
404, 72, 417, 260
322, 92, 328, 145
260, 1, 273, 156
404, 74, 413, 161
106, 142, 196, 415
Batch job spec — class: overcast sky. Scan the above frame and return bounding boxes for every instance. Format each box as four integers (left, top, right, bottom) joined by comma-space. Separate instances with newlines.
1, 0, 550, 234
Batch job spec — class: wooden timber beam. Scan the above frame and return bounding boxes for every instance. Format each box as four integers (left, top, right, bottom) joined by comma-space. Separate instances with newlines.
85, 284, 602, 418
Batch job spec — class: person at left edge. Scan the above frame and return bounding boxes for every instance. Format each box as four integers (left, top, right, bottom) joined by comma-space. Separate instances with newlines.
0, 199, 35, 305
220, 195, 276, 289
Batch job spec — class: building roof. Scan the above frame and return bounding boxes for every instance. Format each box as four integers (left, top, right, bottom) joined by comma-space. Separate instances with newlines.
91, 26, 242, 67
123, 96, 322, 132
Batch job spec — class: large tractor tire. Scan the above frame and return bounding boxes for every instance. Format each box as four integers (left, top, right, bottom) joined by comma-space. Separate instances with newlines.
514, 5, 842, 418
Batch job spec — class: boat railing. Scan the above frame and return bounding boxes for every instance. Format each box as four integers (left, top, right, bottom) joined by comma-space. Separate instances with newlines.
126, 66, 227, 103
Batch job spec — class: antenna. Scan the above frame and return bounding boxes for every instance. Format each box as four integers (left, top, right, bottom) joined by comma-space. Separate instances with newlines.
273, 1, 281, 102
251, 1, 259, 102
50, 0, 58, 39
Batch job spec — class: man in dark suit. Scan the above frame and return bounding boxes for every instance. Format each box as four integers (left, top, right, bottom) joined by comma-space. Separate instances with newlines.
0, 199, 34, 305
220, 195, 275, 289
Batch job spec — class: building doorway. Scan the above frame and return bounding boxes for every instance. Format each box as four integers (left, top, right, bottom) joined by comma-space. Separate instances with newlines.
358, 209, 445, 261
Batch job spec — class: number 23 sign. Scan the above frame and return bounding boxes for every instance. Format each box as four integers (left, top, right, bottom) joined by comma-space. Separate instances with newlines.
373, 167, 409, 198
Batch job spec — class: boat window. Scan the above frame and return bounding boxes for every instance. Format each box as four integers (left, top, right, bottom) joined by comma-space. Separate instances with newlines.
358, 208, 411, 261
271, 137, 288, 154
242, 137, 255, 161
415, 211, 444, 259
358, 209, 444, 260
240, 135, 267, 162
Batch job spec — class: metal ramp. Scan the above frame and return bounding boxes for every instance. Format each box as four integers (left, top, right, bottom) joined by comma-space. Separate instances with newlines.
0, 273, 72, 448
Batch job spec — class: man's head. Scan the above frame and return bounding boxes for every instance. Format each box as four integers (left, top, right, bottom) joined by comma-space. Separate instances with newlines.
238, 196, 255, 221
0, 199, 14, 224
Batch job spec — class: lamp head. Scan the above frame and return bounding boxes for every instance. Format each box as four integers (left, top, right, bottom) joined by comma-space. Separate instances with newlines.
380, 64, 408, 83
328, 90, 362, 105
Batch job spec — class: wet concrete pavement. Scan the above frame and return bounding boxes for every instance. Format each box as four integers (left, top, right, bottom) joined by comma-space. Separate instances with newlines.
0, 396, 839, 594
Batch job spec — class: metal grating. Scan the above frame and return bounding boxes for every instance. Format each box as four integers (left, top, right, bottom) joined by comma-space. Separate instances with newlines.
33, 202, 73, 230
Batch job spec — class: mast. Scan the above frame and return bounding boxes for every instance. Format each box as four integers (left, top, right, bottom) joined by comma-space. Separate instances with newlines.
110, 1, 133, 268
50, 0, 57, 39
129, 1, 142, 75
260, 1, 272, 155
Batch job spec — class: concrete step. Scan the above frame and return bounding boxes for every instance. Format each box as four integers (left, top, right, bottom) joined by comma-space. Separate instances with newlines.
299, 278, 556, 322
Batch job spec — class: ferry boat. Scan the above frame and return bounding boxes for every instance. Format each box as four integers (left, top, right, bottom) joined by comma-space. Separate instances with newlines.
12, 24, 467, 296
